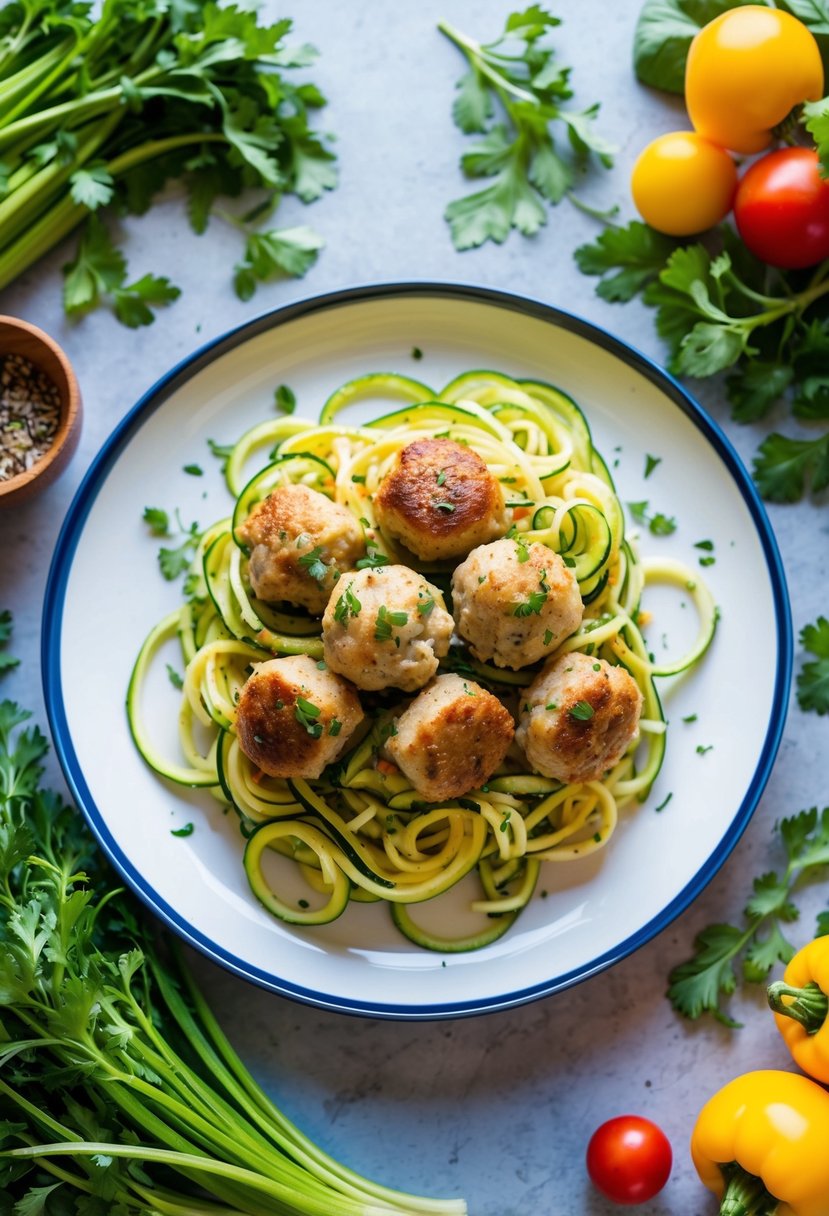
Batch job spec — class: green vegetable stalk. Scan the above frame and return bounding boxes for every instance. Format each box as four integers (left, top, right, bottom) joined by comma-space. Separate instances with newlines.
0, 616, 467, 1215
0, 0, 337, 325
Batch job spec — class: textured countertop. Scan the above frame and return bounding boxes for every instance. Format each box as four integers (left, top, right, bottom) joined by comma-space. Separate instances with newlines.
2, 2, 827, 1213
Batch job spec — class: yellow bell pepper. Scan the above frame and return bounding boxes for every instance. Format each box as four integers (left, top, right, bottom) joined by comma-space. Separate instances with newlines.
691, 1070, 829, 1216
768, 937, 829, 1082
685, 6, 824, 155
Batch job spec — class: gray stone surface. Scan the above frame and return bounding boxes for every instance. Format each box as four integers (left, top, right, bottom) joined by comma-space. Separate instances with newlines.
1, 2, 827, 1212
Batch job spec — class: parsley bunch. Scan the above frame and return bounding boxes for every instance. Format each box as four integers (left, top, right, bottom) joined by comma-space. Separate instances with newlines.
0, 0, 336, 325
575, 221, 829, 502
668, 806, 829, 1026
0, 617, 467, 1215
438, 6, 614, 250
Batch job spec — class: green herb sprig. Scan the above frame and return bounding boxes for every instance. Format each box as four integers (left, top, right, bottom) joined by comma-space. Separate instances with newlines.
668, 806, 829, 1025
798, 616, 829, 715
0, 614, 467, 1215
0, 0, 336, 323
575, 221, 829, 502
438, 6, 614, 250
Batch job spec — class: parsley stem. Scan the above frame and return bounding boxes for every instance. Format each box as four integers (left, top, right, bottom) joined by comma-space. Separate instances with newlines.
437, 19, 538, 106
767, 979, 828, 1033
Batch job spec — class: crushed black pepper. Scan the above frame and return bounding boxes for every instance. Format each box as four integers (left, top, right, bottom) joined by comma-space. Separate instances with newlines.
0, 353, 61, 480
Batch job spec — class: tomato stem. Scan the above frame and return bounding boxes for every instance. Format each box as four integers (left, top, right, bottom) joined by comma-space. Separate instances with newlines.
719, 1163, 778, 1216
767, 979, 828, 1033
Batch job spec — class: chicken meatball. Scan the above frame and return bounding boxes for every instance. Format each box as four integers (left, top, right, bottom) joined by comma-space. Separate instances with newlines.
516, 652, 643, 784
452, 536, 583, 670
386, 673, 514, 801
236, 484, 365, 615
322, 565, 454, 692
235, 654, 363, 779
374, 437, 507, 561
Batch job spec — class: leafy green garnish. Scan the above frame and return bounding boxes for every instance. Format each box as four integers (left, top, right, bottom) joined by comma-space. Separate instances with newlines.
275, 384, 298, 414
0, 612, 467, 1214
297, 545, 328, 582
143, 508, 200, 581
439, 7, 613, 250
575, 220, 829, 502
333, 583, 362, 623
511, 589, 547, 617
668, 806, 829, 1024
568, 700, 594, 721
0, 4, 334, 322
627, 500, 677, 536
797, 616, 829, 715
374, 606, 409, 641
294, 695, 323, 737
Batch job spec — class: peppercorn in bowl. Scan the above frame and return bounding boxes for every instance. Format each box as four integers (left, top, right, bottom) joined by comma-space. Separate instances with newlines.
0, 316, 82, 507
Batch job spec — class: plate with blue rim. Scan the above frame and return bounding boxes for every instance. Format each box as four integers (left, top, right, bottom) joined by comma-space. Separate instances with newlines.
42, 282, 791, 1019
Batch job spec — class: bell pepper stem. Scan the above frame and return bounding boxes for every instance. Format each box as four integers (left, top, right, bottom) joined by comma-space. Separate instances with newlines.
719, 1163, 778, 1216
767, 979, 828, 1033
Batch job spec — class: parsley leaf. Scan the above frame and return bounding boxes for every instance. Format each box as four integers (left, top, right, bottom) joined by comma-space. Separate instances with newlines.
512, 589, 547, 617
439, 9, 613, 250
63, 217, 180, 327
294, 695, 323, 737
626, 500, 677, 536
797, 616, 829, 715
752, 432, 829, 503
275, 384, 297, 414
142, 507, 170, 537
234, 226, 324, 301
574, 220, 677, 302
0, 610, 18, 675
145, 510, 201, 582
298, 546, 328, 582
374, 606, 409, 641
668, 806, 829, 1023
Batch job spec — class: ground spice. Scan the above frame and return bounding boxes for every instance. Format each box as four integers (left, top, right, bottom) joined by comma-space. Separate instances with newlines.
0, 352, 61, 481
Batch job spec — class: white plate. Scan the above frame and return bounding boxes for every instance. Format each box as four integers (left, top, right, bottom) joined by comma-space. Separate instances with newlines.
43, 284, 791, 1019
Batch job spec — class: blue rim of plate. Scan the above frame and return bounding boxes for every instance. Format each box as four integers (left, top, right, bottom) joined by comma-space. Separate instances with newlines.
42, 281, 793, 1020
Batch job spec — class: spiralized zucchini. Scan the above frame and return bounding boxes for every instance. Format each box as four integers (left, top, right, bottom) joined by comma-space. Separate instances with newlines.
129, 370, 716, 950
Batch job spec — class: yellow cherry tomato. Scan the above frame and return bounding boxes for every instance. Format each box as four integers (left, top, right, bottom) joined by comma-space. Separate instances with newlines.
630, 131, 737, 236
685, 6, 824, 155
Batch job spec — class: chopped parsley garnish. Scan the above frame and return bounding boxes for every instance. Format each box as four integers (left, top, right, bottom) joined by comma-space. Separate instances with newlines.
694, 539, 715, 551
696, 744, 713, 755
514, 535, 530, 563
627, 500, 677, 536
351, 473, 366, 484
143, 506, 170, 536
434, 500, 456, 513
569, 700, 595, 721
436, 469, 447, 486
183, 464, 203, 476
295, 696, 323, 737
512, 590, 547, 617
155, 512, 201, 581
207, 438, 235, 472
333, 583, 362, 623
298, 545, 328, 582
545, 702, 558, 711
699, 555, 716, 567
411, 346, 423, 360
171, 823, 194, 837
275, 384, 296, 414
543, 629, 554, 646
682, 713, 698, 723
356, 544, 390, 570
644, 454, 661, 479
329, 719, 342, 737
375, 605, 409, 641
654, 792, 673, 813
166, 664, 184, 690
417, 597, 435, 617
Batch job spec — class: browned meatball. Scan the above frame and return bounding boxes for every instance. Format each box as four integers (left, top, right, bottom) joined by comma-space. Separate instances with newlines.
516, 652, 643, 784
452, 536, 583, 669
374, 437, 507, 561
236, 484, 365, 615
386, 673, 514, 801
235, 654, 363, 779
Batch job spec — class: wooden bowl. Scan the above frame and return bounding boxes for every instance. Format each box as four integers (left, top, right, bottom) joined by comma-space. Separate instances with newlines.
0, 315, 82, 507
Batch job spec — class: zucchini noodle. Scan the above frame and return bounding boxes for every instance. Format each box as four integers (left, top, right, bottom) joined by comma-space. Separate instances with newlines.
128, 370, 717, 951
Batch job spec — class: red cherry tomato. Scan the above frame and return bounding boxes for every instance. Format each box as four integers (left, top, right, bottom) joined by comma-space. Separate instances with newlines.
733, 147, 829, 269
586, 1115, 672, 1205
